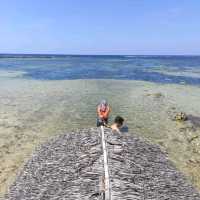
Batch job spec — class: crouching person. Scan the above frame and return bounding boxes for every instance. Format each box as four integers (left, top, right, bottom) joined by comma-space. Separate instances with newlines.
97, 100, 111, 127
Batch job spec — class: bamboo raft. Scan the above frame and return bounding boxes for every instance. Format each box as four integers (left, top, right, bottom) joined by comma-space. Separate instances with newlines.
5, 128, 200, 200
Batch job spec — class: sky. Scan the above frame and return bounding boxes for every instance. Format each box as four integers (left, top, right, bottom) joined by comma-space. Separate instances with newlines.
0, 0, 200, 55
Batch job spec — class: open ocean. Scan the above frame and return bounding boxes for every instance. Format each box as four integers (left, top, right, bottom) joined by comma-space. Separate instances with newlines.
1, 54, 200, 85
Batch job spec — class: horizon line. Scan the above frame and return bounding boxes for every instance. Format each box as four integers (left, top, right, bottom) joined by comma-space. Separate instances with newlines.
0, 53, 200, 56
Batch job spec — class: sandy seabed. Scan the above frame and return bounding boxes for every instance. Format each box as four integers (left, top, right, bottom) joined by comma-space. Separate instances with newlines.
0, 77, 200, 197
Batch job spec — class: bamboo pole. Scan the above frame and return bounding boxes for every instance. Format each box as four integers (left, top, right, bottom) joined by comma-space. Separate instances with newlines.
100, 126, 111, 200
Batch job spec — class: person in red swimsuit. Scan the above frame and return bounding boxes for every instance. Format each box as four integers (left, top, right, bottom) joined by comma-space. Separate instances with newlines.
97, 100, 111, 127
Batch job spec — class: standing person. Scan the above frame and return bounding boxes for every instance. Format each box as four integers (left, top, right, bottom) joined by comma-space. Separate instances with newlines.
97, 100, 111, 127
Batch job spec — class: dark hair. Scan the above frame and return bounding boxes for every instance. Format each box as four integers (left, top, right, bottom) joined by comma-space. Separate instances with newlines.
114, 116, 124, 126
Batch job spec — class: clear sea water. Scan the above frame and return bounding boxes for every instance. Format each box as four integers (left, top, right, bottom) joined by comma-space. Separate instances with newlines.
1, 54, 200, 85
1, 54, 200, 194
